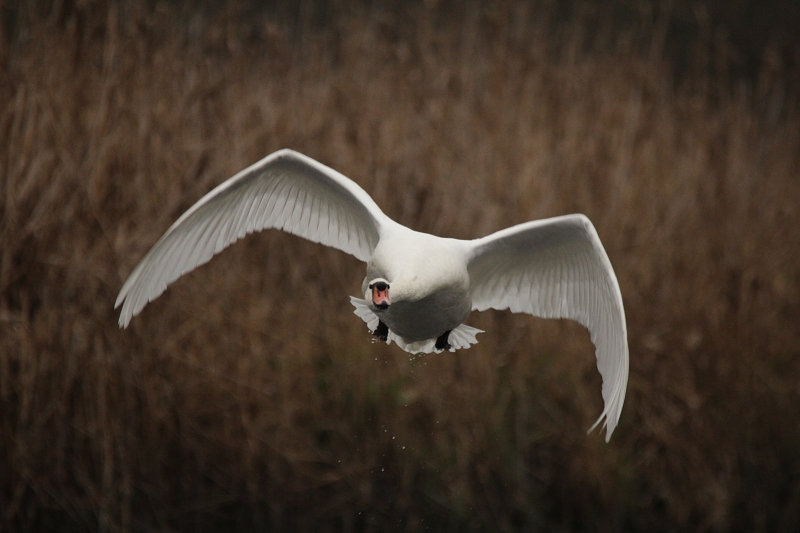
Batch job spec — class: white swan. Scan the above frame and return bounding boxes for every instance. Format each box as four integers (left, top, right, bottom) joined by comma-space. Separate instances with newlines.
115, 149, 628, 440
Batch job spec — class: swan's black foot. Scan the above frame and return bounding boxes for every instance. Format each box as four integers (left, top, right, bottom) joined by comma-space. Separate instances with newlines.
373, 320, 389, 342
435, 330, 452, 351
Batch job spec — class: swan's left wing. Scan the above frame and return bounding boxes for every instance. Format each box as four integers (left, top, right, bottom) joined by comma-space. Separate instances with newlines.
116, 149, 389, 327
466, 214, 628, 441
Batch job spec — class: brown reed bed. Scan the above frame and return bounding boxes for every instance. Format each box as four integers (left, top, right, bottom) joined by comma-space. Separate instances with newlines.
1, 1, 799, 531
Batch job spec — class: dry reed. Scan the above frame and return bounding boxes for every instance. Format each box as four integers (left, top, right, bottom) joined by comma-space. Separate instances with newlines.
1, 1, 799, 531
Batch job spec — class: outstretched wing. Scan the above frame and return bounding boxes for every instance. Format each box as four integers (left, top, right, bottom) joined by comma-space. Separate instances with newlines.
467, 214, 628, 441
116, 149, 388, 327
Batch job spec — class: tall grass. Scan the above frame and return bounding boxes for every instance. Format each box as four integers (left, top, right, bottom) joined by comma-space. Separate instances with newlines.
1, 1, 799, 531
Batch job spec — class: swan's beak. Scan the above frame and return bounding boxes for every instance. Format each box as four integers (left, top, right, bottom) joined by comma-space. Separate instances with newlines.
371, 281, 390, 310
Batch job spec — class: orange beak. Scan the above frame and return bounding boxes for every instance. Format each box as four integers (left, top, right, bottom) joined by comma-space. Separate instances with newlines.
372, 283, 390, 309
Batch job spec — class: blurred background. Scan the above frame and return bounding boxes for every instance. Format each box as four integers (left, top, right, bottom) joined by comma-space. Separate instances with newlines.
1, 0, 799, 531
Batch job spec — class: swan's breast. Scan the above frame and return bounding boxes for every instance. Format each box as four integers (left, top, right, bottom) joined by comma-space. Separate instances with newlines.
383, 284, 472, 341
364, 230, 472, 341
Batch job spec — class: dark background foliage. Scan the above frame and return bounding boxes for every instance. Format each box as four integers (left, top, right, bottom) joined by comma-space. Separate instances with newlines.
1, 0, 799, 531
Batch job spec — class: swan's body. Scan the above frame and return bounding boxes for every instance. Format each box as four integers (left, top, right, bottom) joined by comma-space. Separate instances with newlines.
365, 230, 471, 342
116, 149, 629, 440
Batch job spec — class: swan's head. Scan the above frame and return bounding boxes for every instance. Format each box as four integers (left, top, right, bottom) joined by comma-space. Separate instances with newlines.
368, 278, 391, 310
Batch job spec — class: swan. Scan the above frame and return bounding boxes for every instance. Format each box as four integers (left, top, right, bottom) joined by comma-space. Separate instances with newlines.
115, 149, 628, 440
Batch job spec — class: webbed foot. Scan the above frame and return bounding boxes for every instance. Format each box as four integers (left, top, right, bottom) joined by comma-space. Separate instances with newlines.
435, 330, 452, 351
373, 320, 389, 342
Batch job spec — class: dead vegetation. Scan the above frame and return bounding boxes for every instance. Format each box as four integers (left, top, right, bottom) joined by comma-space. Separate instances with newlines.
1, 1, 799, 531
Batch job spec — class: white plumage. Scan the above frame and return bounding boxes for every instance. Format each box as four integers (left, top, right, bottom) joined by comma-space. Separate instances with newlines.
116, 149, 628, 440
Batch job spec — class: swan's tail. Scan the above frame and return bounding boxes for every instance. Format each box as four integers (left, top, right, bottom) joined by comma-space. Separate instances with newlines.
349, 296, 483, 354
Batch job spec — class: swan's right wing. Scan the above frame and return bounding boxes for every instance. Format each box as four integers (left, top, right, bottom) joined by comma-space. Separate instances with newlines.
116, 149, 390, 327
466, 214, 628, 441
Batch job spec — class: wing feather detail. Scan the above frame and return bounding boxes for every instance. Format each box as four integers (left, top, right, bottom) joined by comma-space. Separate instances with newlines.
467, 214, 628, 441
116, 149, 389, 327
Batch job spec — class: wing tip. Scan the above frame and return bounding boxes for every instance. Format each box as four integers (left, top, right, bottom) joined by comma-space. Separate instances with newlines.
588, 386, 626, 443
587, 413, 615, 443
115, 280, 132, 328
116, 303, 132, 329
